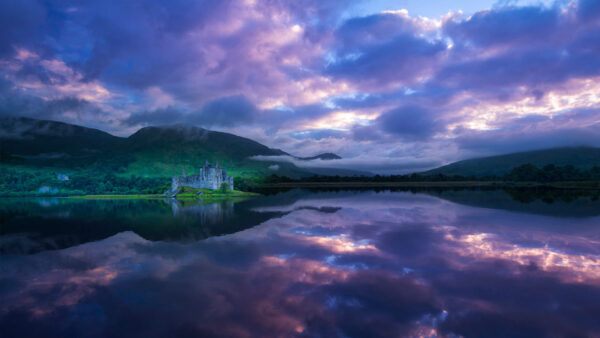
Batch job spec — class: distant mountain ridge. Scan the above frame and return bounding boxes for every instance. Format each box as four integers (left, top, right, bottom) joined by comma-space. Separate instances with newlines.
0, 117, 350, 178
296, 153, 342, 161
0, 117, 122, 156
424, 147, 600, 177
126, 124, 288, 159
7, 117, 596, 179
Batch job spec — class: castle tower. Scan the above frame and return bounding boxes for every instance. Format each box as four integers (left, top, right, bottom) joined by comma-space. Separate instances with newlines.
165, 160, 234, 193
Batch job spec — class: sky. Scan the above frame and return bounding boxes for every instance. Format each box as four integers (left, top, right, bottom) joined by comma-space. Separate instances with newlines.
0, 0, 599, 173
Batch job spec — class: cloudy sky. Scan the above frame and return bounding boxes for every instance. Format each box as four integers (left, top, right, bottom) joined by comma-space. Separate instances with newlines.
1, 0, 599, 172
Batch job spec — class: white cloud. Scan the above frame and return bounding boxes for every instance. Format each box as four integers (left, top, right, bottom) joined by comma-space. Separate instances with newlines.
250, 155, 442, 174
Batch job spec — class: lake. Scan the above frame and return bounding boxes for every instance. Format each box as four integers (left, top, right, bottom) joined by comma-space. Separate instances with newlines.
1, 188, 599, 337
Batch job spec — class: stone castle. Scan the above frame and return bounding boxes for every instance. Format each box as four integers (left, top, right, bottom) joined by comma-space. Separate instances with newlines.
165, 160, 234, 195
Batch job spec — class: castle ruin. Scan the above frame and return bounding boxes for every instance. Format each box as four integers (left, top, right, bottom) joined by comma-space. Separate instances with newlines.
165, 160, 234, 195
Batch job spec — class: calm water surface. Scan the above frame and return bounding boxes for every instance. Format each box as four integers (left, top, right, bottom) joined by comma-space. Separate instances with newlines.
1, 189, 599, 337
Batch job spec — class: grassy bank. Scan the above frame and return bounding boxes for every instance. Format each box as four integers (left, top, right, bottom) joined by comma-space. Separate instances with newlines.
69, 188, 259, 200
68, 194, 165, 200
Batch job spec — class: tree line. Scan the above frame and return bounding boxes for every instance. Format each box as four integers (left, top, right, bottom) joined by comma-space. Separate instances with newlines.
2, 163, 599, 196
262, 164, 600, 184
0, 168, 169, 196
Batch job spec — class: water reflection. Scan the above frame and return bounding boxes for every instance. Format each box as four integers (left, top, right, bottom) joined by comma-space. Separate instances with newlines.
1, 189, 599, 337
0, 197, 300, 255
166, 198, 235, 221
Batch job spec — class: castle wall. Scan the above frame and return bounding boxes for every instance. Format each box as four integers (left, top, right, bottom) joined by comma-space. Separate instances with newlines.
166, 162, 234, 195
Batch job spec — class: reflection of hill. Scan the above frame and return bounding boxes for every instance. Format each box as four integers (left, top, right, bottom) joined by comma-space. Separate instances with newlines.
3, 188, 596, 255
0, 194, 348, 255
255, 187, 600, 218
425, 188, 600, 218
0, 198, 283, 254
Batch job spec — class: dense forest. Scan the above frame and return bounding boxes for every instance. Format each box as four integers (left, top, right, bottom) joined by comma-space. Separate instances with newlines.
261, 164, 600, 185
0, 168, 169, 196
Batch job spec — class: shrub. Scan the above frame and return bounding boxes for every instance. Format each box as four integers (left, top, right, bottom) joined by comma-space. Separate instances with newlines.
220, 182, 229, 193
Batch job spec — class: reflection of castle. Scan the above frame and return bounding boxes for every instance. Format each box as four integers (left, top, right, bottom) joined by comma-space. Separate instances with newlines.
166, 199, 234, 224
166, 160, 234, 195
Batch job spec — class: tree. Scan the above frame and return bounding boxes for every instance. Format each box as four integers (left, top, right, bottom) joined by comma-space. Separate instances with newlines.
506, 163, 541, 181
220, 182, 229, 193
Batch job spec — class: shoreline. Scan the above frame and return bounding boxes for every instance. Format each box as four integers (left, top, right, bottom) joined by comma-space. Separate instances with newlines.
2, 181, 599, 198
68, 191, 259, 200
258, 181, 600, 190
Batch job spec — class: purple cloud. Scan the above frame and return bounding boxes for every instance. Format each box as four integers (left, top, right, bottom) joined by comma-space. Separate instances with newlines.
376, 105, 444, 140
443, 5, 560, 48
193, 95, 258, 127
326, 13, 446, 88
0, 0, 599, 170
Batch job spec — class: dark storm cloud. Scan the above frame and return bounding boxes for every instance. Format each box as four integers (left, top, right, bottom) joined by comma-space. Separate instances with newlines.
443, 5, 560, 47
0, 0, 599, 164
123, 106, 184, 127
192, 95, 257, 127
0, 0, 48, 57
436, 47, 600, 98
124, 95, 258, 128
74, 0, 234, 83
287, 129, 347, 140
436, 2, 600, 97
332, 0, 600, 157
578, 0, 600, 21
334, 13, 422, 50
456, 124, 600, 155
14, 62, 55, 85
454, 108, 600, 155
0, 79, 104, 122
326, 35, 446, 86
326, 13, 446, 87
375, 105, 444, 140
351, 124, 384, 141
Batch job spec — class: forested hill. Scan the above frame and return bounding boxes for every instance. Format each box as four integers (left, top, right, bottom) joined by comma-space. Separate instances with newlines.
0, 116, 122, 156
0, 117, 345, 179
424, 147, 600, 177
126, 125, 288, 159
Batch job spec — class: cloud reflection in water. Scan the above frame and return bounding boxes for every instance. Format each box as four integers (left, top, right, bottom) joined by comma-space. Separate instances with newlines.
0, 190, 599, 337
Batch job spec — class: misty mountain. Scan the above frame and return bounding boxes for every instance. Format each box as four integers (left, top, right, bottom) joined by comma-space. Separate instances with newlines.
127, 125, 288, 159
424, 147, 600, 177
0, 117, 350, 178
0, 117, 122, 157
296, 153, 342, 161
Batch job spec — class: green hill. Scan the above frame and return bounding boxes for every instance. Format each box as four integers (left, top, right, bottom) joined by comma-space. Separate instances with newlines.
424, 147, 600, 177
0, 117, 348, 182
120, 125, 304, 178
0, 117, 122, 156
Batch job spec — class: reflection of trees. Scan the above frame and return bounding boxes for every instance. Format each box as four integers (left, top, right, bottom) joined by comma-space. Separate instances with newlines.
264, 187, 600, 218
504, 187, 600, 204
0, 197, 286, 254
421, 188, 600, 218
271, 186, 600, 205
